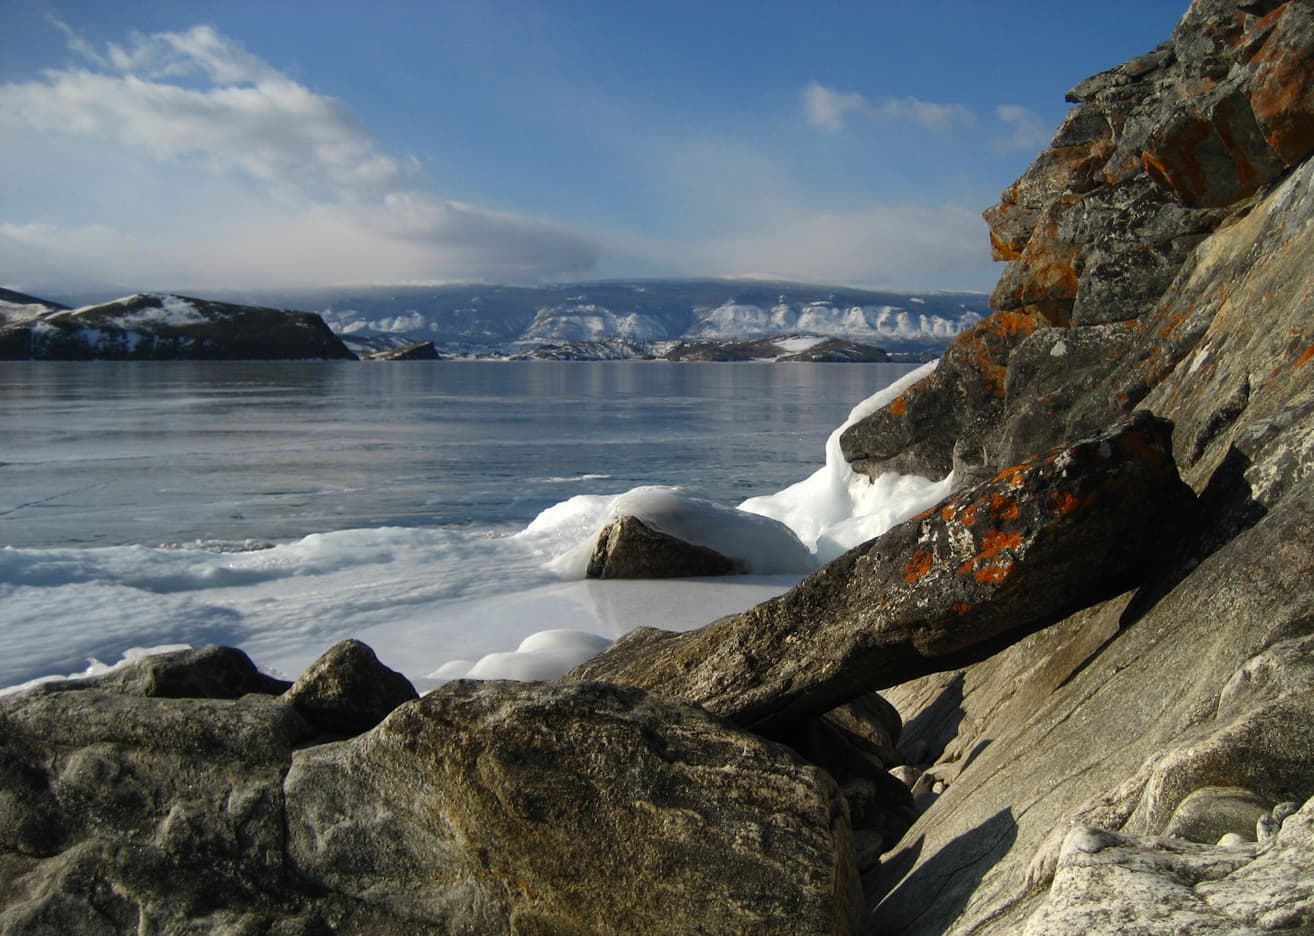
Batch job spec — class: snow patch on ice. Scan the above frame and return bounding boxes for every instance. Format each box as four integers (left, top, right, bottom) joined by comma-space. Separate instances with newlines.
435, 629, 614, 682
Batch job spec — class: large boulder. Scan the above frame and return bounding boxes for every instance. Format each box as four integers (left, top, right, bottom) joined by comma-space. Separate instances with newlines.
285, 679, 863, 935
0, 684, 318, 930
1, 647, 866, 934
571, 413, 1195, 732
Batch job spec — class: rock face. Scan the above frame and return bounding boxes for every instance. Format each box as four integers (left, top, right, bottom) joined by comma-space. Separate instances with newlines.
1018, 798, 1314, 935
0, 292, 357, 360
844, 3, 1314, 933
586, 514, 746, 578
570, 413, 1194, 731
843, 0, 1314, 485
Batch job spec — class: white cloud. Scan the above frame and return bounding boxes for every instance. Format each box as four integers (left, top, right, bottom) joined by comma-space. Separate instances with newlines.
694, 201, 993, 289
0, 21, 601, 288
993, 105, 1053, 153
803, 81, 976, 134
0, 48, 399, 197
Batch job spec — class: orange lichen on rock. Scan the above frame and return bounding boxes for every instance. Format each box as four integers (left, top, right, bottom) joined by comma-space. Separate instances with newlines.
1295, 344, 1314, 369
958, 504, 979, 526
979, 529, 1024, 560
1049, 490, 1083, 517
988, 492, 1021, 521
990, 460, 1032, 484
889, 394, 908, 417
974, 564, 1011, 585
952, 602, 972, 616
941, 504, 957, 523
904, 548, 935, 584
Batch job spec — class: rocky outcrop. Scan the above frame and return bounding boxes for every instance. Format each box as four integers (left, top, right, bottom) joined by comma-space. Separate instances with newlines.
586, 514, 746, 578
570, 413, 1194, 730
843, 0, 1314, 485
363, 340, 442, 360
1018, 798, 1314, 935
0, 655, 862, 934
0, 293, 357, 360
846, 3, 1314, 933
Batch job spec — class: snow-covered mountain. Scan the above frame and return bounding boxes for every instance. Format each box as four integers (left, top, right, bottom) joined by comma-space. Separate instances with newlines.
0, 291, 355, 360
230, 280, 988, 357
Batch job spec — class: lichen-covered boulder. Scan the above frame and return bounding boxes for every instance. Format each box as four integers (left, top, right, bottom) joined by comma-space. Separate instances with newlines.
572, 413, 1195, 732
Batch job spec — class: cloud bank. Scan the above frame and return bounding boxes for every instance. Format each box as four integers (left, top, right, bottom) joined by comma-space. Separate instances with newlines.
0, 22, 599, 289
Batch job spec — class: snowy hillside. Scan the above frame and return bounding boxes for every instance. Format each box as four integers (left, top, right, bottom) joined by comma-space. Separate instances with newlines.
0, 292, 356, 360
239, 280, 988, 357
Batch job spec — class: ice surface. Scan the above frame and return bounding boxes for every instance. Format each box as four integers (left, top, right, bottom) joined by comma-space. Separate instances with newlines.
1, 359, 951, 692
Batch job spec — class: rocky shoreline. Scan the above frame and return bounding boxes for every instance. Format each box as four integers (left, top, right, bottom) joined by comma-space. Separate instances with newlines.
4, 1, 1314, 933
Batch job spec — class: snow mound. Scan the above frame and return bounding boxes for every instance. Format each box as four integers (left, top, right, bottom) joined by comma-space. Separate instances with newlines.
740, 358, 951, 561
519, 485, 814, 578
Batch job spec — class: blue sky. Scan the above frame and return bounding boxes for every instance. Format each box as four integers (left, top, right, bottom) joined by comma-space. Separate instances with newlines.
1, 1, 1188, 294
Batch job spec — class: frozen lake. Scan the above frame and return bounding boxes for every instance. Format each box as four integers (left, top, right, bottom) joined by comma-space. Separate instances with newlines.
0, 360, 941, 690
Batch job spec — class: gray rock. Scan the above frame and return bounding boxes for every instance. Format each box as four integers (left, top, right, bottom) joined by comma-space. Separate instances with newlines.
285, 680, 863, 935
0, 684, 319, 930
31, 644, 291, 699
283, 639, 418, 737
572, 413, 1195, 732
889, 766, 922, 789
586, 514, 745, 579
1164, 786, 1272, 844
871, 487, 1314, 936
1275, 802, 1301, 825
1017, 798, 1314, 934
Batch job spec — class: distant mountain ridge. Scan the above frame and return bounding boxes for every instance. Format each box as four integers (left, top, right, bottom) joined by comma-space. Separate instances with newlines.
235, 280, 989, 357
4, 281, 990, 361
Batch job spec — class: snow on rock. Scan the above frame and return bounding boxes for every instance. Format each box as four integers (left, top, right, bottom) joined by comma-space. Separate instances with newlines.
519, 485, 815, 578
740, 359, 953, 561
